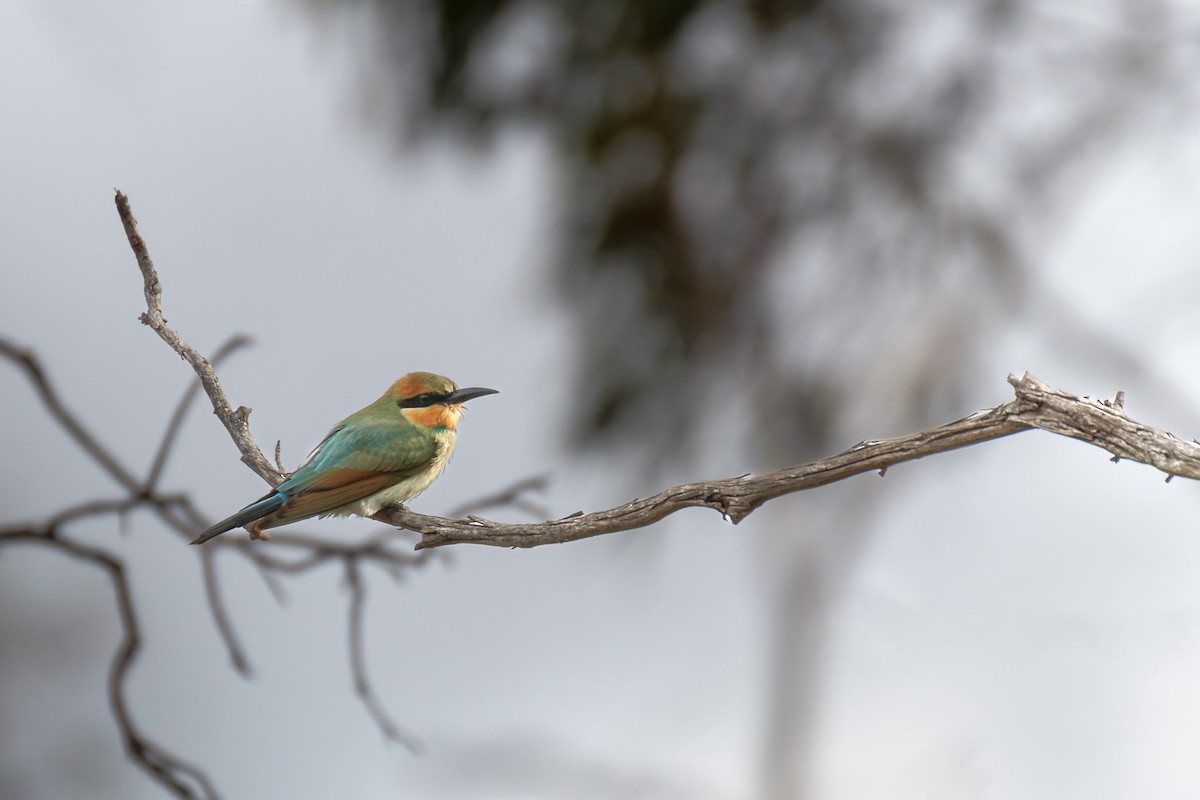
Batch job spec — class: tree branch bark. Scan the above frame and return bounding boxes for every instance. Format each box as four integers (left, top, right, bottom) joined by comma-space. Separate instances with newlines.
115, 192, 280, 486
387, 373, 1199, 548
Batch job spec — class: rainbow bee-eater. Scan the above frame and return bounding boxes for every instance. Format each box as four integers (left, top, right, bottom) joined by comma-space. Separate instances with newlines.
191, 372, 497, 545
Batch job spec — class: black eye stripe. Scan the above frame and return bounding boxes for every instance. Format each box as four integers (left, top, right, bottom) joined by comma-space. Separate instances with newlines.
398, 392, 447, 409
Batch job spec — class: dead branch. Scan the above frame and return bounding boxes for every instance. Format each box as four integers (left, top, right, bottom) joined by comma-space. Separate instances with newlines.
115, 191, 279, 486
146, 335, 252, 493
199, 547, 251, 677
382, 373, 1199, 548
445, 474, 551, 519
0, 339, 143, 492
343, 557, 424, 753
0, 527, 220, 800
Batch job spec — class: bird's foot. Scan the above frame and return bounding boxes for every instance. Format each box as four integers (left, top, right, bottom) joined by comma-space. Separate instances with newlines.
246, 522, 271, 541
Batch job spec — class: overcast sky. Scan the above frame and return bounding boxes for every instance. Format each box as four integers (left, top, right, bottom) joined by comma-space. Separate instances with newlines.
6, 1, 1200, 799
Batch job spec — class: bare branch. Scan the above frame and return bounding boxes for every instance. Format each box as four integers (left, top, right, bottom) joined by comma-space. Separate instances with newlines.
445, 474, 552, 519
376, 372, 1200, 549
235, 530, 439, 576
0, 338, 142, 493
343, 558, 424, 753
380, 395, 1030, 548
145, 335, 253, 493
0, 530, 221, 800
1006, 374, 1198, 471
200, 547, 252, 677
115, 190, 279, 486
243, 542, 289, 604
42, 496, 160, 531
0, 338, 204, 545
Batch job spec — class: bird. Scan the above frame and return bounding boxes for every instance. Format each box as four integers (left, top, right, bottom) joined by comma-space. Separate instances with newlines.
191, 372, 497, 544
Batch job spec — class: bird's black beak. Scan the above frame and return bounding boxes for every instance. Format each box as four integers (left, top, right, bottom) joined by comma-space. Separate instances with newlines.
446, 386, 499, 405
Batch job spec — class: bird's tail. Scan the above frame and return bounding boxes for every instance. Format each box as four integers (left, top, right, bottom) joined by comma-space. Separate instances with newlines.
191, 492, 286, 545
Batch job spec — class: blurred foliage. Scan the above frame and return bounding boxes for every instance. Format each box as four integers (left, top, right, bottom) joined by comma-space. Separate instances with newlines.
299, 0, 1179, 463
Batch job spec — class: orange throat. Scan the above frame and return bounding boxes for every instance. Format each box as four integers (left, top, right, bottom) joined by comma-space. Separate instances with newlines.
404, 404, 462, 430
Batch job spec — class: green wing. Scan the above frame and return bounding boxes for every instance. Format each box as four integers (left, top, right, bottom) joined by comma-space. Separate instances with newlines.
268, 418, 439, 525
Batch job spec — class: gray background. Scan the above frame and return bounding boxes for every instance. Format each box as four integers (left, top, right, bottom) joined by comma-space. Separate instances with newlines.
5, 1, 1200, 798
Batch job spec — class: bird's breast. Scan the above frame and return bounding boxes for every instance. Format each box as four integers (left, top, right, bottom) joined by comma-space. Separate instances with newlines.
334, 429, 457, 518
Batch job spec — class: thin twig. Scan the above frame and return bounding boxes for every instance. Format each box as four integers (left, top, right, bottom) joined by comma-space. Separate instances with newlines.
115, 191, 279, 486
200, 547, 252, 677
0, 340, 209, 553
343, 558, 424, 753
42, 496, 159, 531
445, 474, 551, 519
145, 335, 253, 493
245, 546, 290, 604
0, 337, 205, 539
0, 529, 221, 800
237, 532, 438, 576
0, 339, 142, 492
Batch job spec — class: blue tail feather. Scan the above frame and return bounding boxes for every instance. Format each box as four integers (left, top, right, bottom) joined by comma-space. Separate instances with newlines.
191, 492, 287, 545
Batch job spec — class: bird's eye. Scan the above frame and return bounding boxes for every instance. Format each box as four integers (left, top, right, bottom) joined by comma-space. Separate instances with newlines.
399, 393, 440, 409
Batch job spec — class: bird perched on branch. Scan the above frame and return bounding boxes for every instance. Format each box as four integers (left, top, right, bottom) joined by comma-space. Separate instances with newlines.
192, 372, 497, 544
